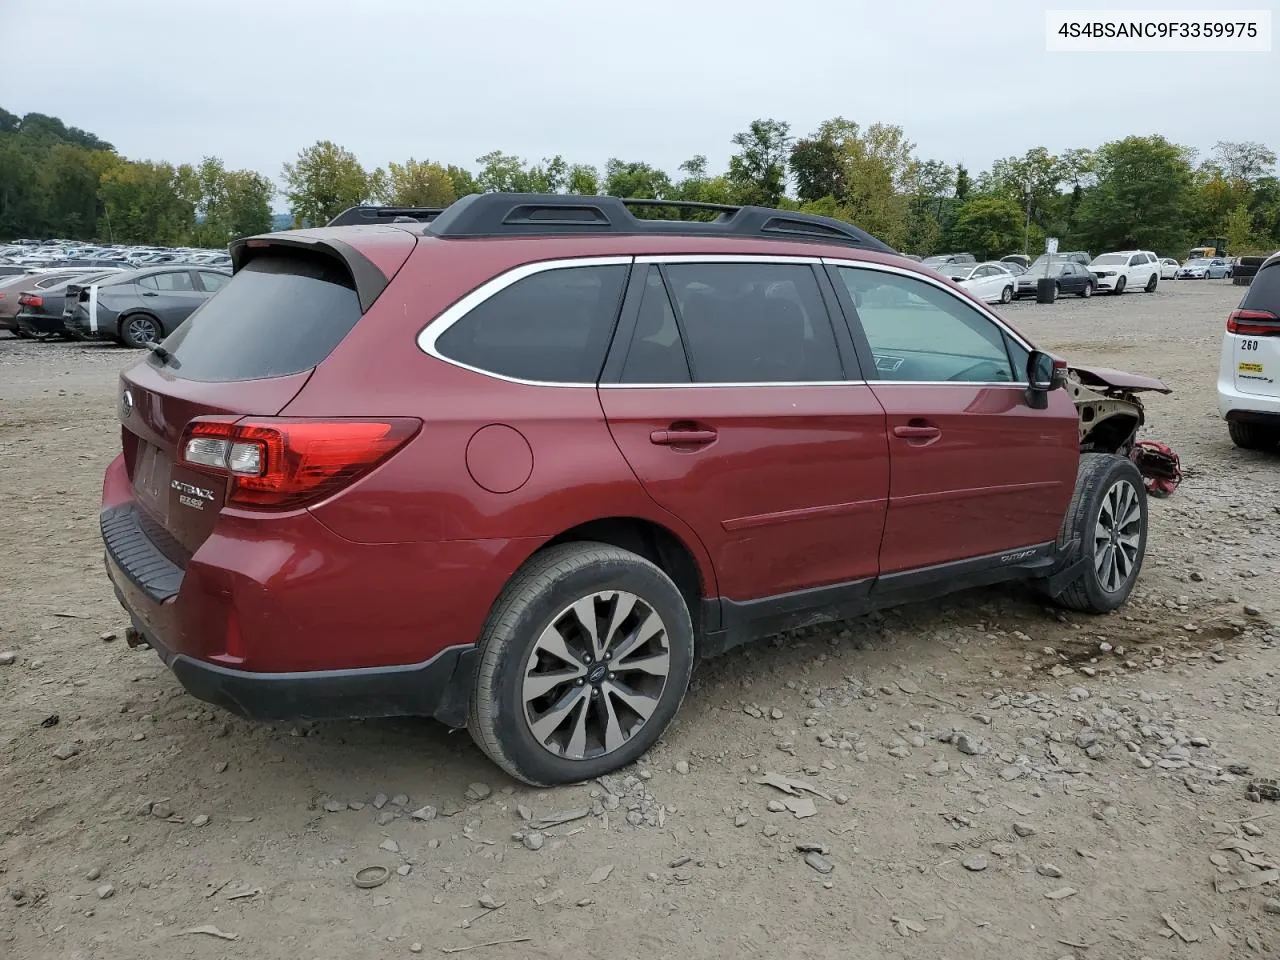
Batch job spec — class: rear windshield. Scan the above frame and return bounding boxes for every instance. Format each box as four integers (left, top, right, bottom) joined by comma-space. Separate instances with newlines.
158, 252, 362, 382
1241, 263, 1280, 310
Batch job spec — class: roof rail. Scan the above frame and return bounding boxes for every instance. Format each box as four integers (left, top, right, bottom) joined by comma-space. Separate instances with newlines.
326, 206, 446, 227
420, 193, 895, 253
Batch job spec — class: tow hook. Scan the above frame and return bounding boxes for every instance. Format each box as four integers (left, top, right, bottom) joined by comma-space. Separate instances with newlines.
124, 626, 150, 650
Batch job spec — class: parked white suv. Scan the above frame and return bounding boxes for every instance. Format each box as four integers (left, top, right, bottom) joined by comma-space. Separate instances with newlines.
1218, 252, 1280, 450
1088, 250, 1160, 295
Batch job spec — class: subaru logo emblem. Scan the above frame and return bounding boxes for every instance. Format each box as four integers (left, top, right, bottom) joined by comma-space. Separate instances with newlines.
120, 389, 134, 419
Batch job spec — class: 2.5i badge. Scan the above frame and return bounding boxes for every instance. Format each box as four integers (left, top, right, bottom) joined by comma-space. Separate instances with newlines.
171, 478, 215, 511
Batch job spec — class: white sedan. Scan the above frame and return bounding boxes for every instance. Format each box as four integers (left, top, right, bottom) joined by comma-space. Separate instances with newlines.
938, 261, 1017, 304
1159, 257, 1180, 279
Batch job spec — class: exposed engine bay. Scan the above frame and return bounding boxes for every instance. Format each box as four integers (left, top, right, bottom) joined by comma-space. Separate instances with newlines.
1066, 363, 1172, 456
1066, 364, 1181, 496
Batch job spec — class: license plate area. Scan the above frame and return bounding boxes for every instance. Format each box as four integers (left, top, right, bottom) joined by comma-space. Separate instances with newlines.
132, 440, 171, 521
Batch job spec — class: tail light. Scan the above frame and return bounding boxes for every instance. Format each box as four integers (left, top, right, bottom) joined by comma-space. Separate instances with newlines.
178, 417, 421, 509
18, 294, 42, 308
1227, 309, 1280, 337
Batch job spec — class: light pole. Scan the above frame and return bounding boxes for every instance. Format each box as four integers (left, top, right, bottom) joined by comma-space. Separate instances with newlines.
1023, 180, 1032, 256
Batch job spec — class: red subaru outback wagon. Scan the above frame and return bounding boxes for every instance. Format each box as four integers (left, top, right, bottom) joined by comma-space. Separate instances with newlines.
102, 194, 1152, 785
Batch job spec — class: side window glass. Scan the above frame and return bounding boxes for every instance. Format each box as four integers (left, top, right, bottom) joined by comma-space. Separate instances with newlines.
619, 268, 691, 383
838, 267, 1017, 384
433, 264, 627, 383
199, 271, 229, 292
153, 271, 195, 292
661, 262, 843, 383
137, 275, 158, 291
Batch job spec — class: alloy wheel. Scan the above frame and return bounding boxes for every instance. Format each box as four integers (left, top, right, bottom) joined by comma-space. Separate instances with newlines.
1093, 479, 1142, 593
521, 591, 671, 761
127, 316, 158, 346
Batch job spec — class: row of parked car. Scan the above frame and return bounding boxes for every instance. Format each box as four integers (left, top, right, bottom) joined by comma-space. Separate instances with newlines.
0, 238, 231, 271
903, 249, 1236, 304
0, 263, 230, 346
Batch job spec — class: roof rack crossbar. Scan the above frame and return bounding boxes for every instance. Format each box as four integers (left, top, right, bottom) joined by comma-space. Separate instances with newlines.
325, 206, 446, 227
420, 193, 895, 253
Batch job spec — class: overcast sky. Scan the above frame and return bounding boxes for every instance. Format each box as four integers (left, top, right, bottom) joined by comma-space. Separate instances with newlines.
2, 0, 1276, 208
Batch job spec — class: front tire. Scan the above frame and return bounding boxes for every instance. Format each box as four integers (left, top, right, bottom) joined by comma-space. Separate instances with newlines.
1145, 274, 1158, 292
468, 542, 695, 786
1000, 285, 1013, 304
120, 313, 161, 349
1050, 454, 1148, 614
1114, 276, 1126, 295
1229, 420, 1280, 450
1079, 281, 1093, 298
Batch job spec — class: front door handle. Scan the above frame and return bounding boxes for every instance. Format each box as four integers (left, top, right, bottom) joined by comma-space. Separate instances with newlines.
893, 424, 941, 440
651, 428, 717, 446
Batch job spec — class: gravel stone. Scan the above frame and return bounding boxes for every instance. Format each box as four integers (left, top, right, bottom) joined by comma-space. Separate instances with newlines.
674, 760, 690, 775
523, 832, 545, 851
1013, 822, 1036, 838
961, 855, 988, 872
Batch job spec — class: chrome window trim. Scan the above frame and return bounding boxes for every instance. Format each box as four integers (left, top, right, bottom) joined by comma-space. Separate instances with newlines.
415, 252, 1037, 390
634, 253, 823, 265
415, 255, 633, 388
598, 380, 867, 389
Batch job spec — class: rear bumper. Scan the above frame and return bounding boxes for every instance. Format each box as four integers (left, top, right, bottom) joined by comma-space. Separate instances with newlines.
99, 454, 527, 726
118, 601, 477, 726
16, 311, 65, 336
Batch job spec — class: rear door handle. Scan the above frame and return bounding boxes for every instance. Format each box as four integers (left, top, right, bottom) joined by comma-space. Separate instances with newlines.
651, 428, 718, 446
893, 425, 941, 440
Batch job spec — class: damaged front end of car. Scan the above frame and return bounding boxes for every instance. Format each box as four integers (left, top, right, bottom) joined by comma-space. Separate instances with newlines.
1066, 364, 1170, 455
1066, 363, 1181, 495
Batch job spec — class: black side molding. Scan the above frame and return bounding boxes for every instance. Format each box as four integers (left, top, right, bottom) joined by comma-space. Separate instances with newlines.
697, 542, 1058, 662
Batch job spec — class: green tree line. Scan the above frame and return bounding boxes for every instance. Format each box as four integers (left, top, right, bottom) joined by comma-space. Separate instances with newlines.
0, 107, 274, 246
4, 105, 1279, 259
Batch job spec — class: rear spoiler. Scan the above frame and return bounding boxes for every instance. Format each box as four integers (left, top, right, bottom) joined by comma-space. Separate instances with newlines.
326, 206, 445, 227
228, 234, 393, 313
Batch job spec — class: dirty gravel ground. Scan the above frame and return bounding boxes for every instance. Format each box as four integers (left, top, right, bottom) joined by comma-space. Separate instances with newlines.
2, 279, 1278, 960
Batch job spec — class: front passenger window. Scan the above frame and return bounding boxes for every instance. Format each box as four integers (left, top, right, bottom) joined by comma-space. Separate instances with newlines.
838, 267, 1018, 384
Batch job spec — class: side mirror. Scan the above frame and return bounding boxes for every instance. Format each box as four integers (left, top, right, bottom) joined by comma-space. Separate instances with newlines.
1027, 351, 1062, 391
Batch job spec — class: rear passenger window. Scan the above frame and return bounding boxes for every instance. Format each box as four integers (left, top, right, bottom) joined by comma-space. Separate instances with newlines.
658, 262, 843, 383
149, 271, 194, 292
198, 271, 229, 292
434, 264, 628, 383
620, 268, 691, 383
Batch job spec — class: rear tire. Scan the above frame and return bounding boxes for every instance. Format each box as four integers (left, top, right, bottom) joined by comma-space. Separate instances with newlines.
468, 542, 695, 786
120, 313, 161, 349
1049, 454, 1148, 614
1229, 420, 1280, 450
